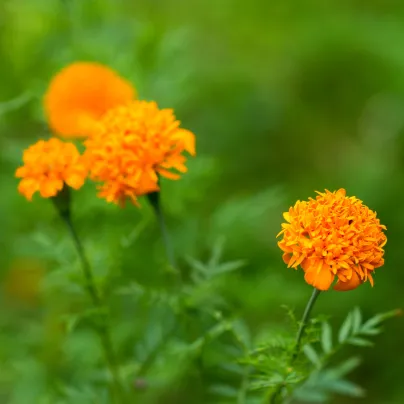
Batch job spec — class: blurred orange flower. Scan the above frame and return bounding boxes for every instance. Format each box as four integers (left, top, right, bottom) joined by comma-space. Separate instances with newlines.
16, 138, 87, 200
277, 189, 387, 291
44, 62, 135, 138
85, 100, 196, 206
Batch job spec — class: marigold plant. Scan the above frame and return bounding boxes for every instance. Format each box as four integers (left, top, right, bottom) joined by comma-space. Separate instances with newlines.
15, 138, 88, 200
84, 100, 196, 206
277, 189, 387, 291
44, 62, 135, 138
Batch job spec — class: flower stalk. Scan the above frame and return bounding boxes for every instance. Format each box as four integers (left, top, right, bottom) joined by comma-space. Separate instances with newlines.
292, 287, 321, 362
147, 190, 177, 271
52, 188, 125, 403
270, 288, 321, 404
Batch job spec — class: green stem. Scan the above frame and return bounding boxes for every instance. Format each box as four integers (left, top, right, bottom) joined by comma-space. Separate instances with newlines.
292, 288, 321, 362
60, 212, 125, 403
237, 366, 250, 404
269, 288, 321, 404
62, 214, 100, 304
147, 191, 177, 270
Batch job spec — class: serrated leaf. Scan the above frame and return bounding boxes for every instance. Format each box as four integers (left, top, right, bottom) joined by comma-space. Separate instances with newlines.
321, 322, 333, 354
338, 312, 352, 343
352, 307, 362, 333
303, 344, 320, 366
347, 337, 373, 347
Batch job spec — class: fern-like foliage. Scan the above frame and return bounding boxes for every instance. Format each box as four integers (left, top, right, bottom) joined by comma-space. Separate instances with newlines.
240, 307, 400, 404
291, 308, 400, 403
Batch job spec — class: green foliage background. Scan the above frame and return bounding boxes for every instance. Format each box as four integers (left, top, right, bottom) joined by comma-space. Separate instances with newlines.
1, 0, 403, 403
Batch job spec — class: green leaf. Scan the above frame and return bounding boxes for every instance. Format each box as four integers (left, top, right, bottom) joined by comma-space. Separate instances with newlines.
120, 219, 148, 248
232, 319, 252, 349
208, 237, 225, 269
0, 91, 33, 116
321, 322, 333, 354
209, 384, 238, 398
338, 312, 352, 343
293, 388, 328, 403
359, 328, 382, 336
324, 379, 365, 397
249, 375, 284, 390
63, 315, 80, 334
361, 309, 400, 331
185, 256, 208, 275
352, 307, 362, 333
114, 282, 145, 296
281, 305, 297, 325
186, 321, 232, 355
331, 357, 361, 378
303, 344, 320, 366
347, 337, 373, 347
220, 362, 245, 375
210, 259, 246, 277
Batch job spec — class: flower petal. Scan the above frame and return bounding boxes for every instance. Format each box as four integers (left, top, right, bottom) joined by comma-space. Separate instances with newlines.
333, 270, 362, 292
18, 178, 39, 201
304, 263, 335, 291
282, 253, 291, 265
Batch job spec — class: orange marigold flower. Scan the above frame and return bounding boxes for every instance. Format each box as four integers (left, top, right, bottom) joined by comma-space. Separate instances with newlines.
84, 100, 196, 206
16, 138, 87, 201
277, 189, 387, 291
44, 62, 135, 138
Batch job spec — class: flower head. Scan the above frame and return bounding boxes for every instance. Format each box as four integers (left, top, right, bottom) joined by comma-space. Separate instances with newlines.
85, 100, 195, 206
16, 138, 87, 200
277, 189, 387, 291
44, 62, 135, 138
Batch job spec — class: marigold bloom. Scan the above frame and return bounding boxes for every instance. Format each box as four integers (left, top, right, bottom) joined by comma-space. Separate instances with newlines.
85, 100, 196, 205
16, 138, 87, 200
277, 189, 387, 291
44, 62, 135, 138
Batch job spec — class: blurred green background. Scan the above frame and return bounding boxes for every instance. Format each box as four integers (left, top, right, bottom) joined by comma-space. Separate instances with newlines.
1, 0, 404, 403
